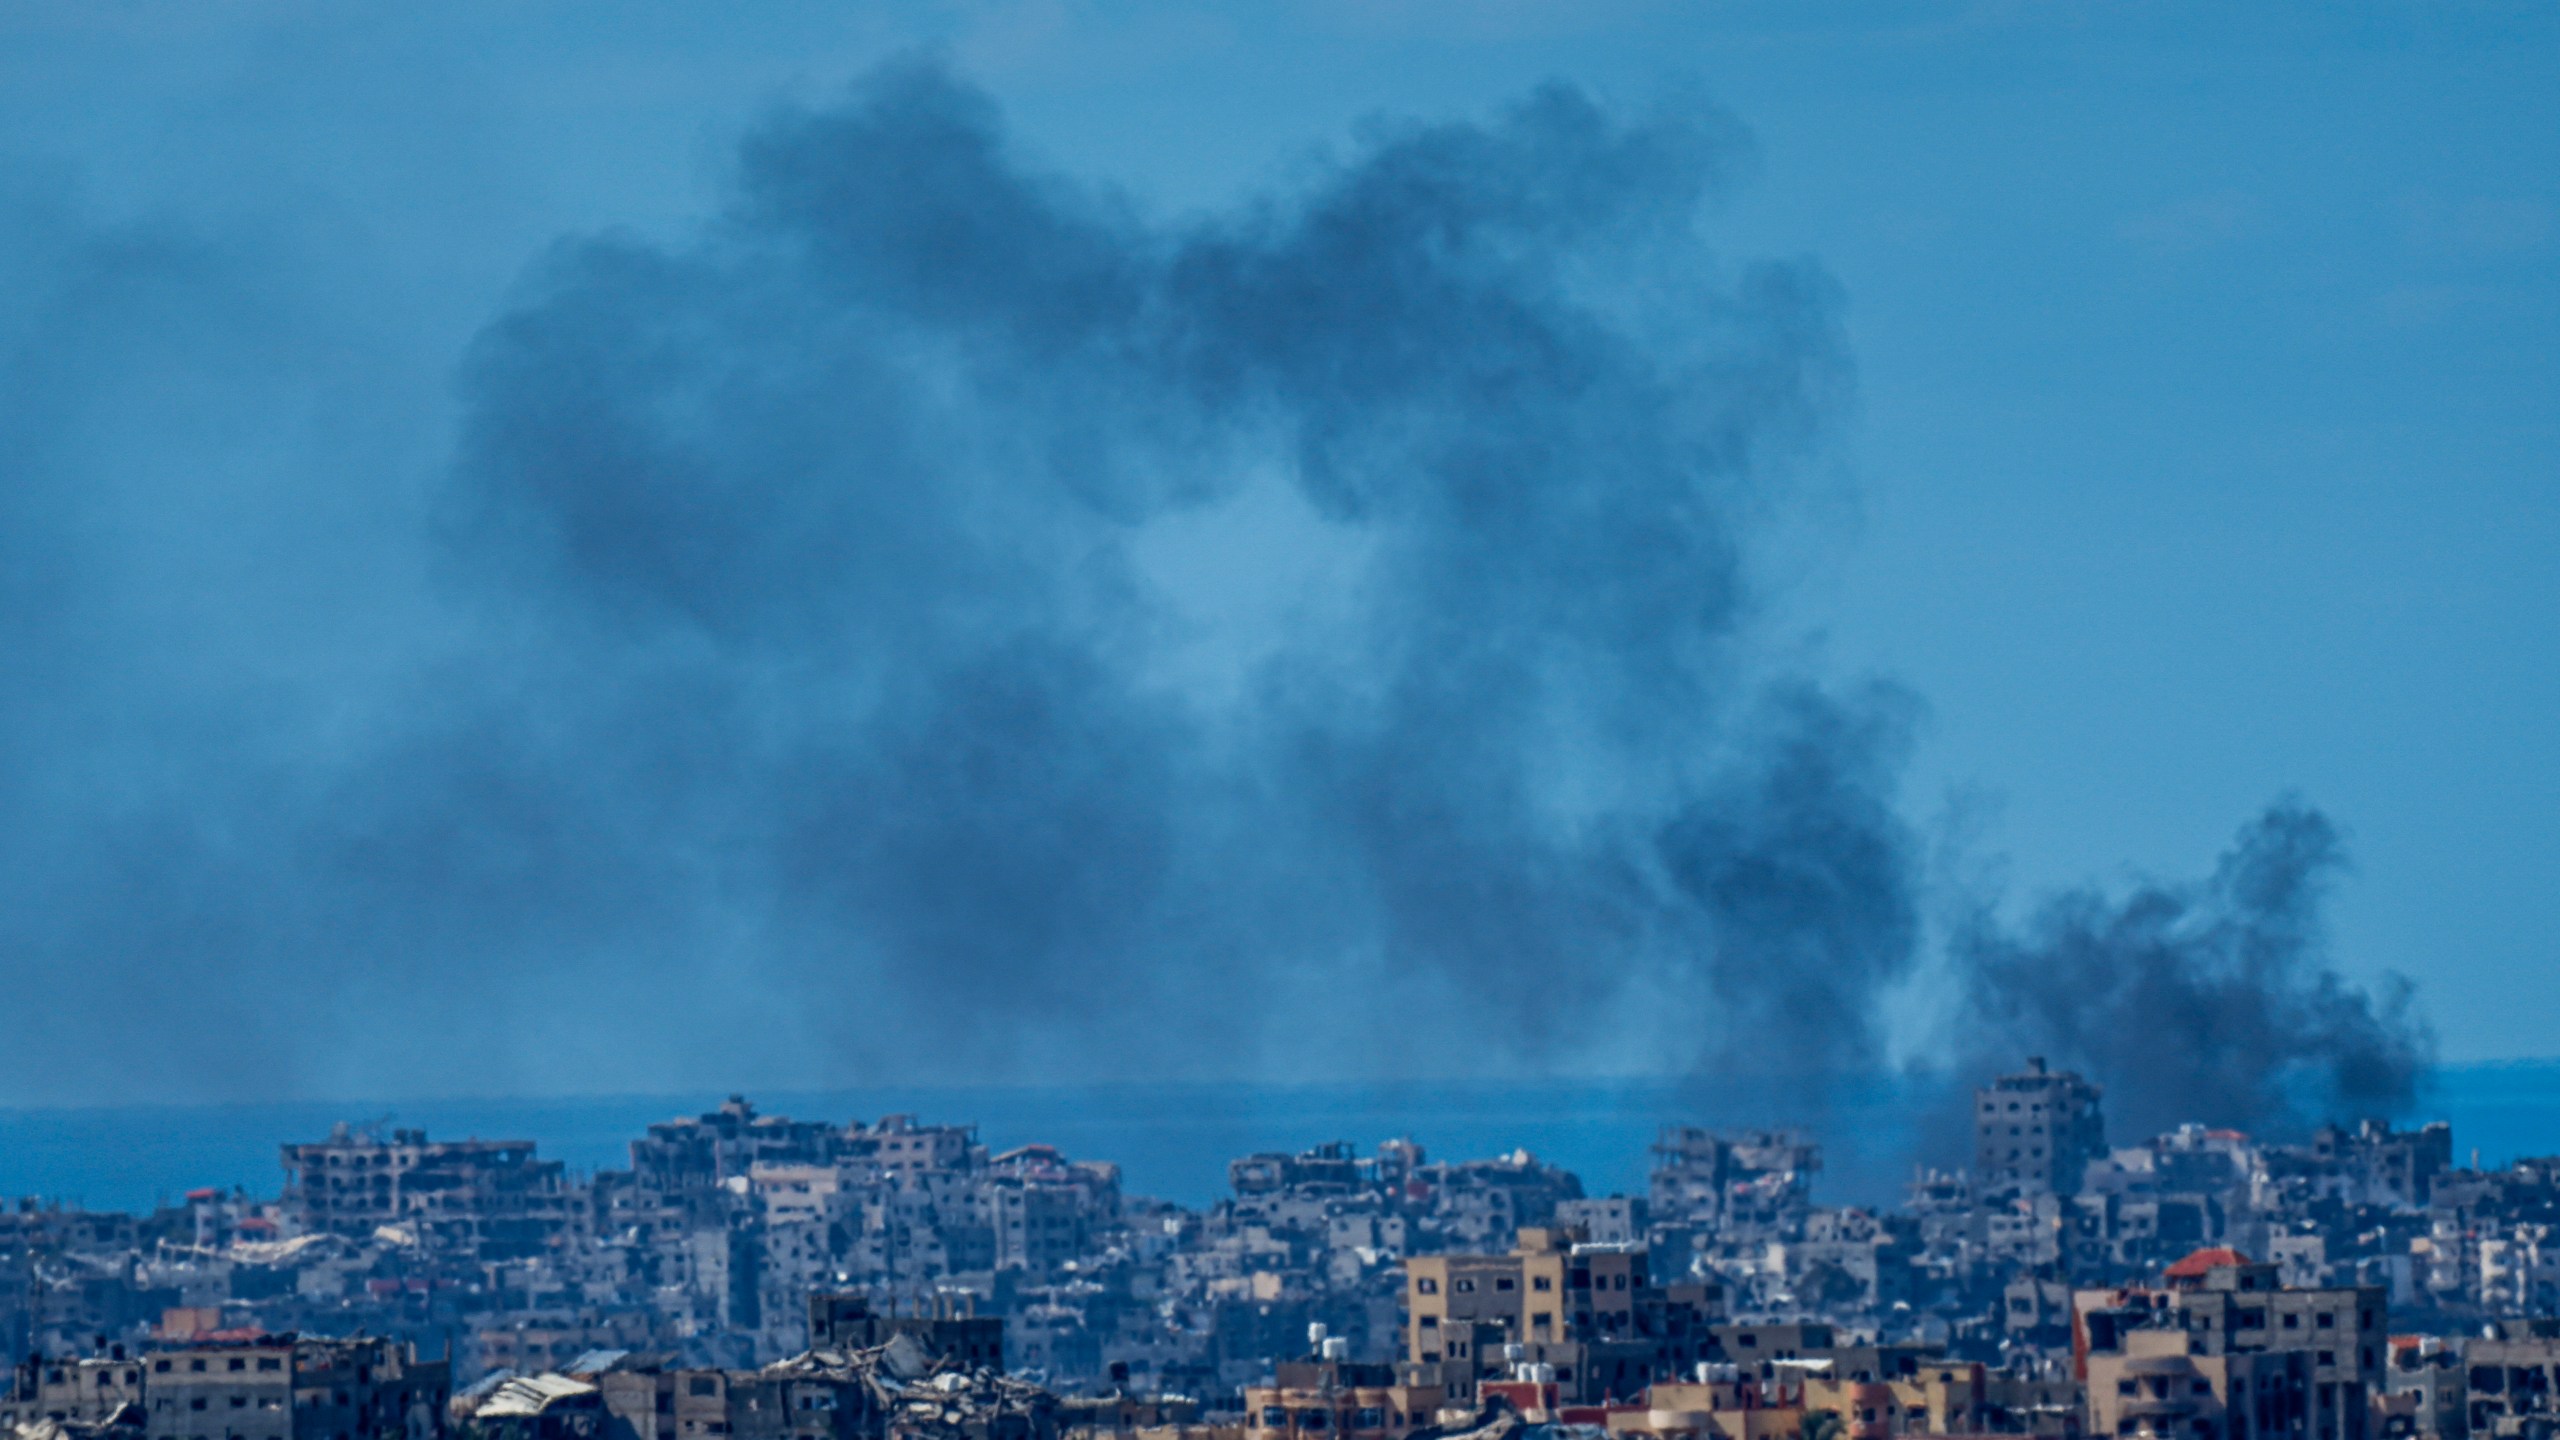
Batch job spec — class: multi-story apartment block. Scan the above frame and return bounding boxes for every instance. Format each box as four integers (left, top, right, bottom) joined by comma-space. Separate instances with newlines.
2309, 1124, 2453, 1212
631, 1099, 845, 1202
280, 1127, 574, 1259
1978, 1060, 2107, 1202
2455, 1321, 2560, 1440
2078, 1251, 2385, 1440
1649, 1131, 1820, 1235
847, 1119, 983, 1181
1244, 1350, 1446, 1440
2083, 1329, 2310, 1440
1402, 1227, 1722, 1404
3, 1351, 148, 1430
140, 1335, 448, 1440
807, 1294, 1003, 1371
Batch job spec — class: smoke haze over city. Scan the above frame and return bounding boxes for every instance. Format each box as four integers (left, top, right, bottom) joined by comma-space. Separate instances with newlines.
0, 6, 2546, 1142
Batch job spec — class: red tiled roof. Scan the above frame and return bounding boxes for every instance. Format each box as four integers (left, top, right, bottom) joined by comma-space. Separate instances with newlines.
2166, 1247, 2253, 1278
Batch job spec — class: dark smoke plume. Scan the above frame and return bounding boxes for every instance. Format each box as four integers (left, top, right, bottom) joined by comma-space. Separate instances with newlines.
440, 61, 1917, 1085
0, 62, 2437, 1126
0, 63, 1937, 1101
1950, 800, 2433, 1140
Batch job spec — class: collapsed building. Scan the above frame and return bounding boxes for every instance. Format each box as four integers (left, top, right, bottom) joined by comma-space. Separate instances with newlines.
454, 1318, 1053, 1440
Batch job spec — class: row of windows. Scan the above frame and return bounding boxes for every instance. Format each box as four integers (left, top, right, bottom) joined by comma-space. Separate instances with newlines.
155, 1390, 369, 1409
2217, 1308, 2370, 1333
40, 1367, 141, 1385
2118, 1378, 2218, 1397
153, 1357, 285, 1374
164, 1432, 358, 1440
1254, 1406, 1407, 1431
1412, 1271, 1635, 1296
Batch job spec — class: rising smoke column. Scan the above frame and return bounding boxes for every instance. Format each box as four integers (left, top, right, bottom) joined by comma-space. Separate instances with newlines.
1950, 800, 2433, 1139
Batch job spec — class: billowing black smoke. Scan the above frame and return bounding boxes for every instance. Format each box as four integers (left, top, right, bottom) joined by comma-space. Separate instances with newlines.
435, 61, 1920, 1087
1949, 800, 2433, 1140
0, 64, 1928, 1100
0, 61, 2429, 1124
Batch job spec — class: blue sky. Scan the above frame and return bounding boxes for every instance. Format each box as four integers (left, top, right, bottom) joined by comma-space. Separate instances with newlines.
0, 2, 2550, 1088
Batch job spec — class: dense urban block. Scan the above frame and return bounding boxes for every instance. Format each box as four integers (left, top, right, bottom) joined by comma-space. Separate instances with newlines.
2, 1065, 2547, 1440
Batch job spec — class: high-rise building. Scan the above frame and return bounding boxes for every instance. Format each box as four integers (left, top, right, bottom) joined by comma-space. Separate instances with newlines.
1975, 1058, 2105, 1200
